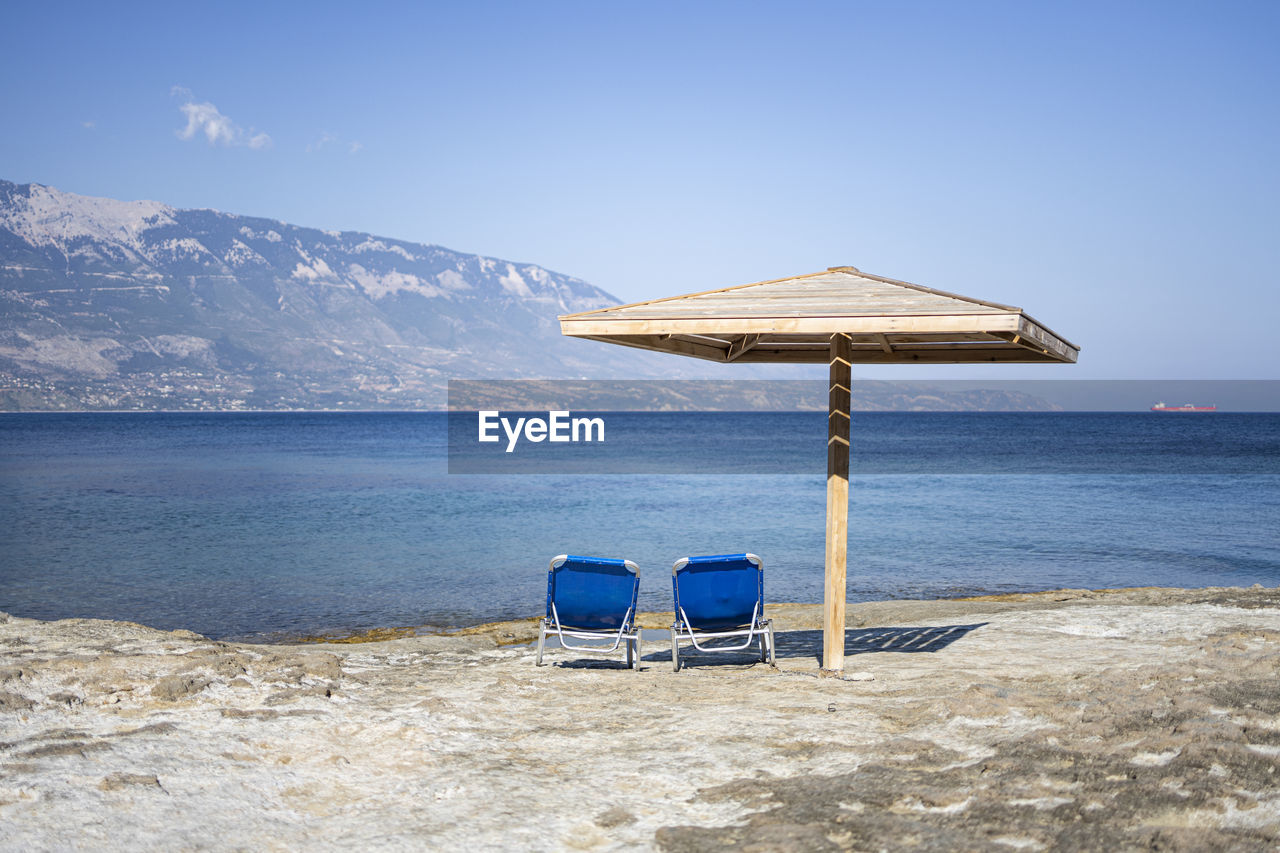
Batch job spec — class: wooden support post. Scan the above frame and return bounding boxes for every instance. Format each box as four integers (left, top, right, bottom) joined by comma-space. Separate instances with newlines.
823, 333, 852, 674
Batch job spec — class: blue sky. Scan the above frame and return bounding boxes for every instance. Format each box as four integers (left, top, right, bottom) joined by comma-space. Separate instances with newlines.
2, 1, 1277, 378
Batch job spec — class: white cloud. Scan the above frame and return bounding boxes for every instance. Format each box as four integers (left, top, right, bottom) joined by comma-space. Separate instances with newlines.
173, 88, 271, 150
306, 132, 338, 153
307, 132, 363, 155
81, 120, 96, 129
177, 101, 238, 145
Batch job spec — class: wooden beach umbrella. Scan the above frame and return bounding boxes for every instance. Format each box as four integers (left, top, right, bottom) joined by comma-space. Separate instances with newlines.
559, 266, 1079, 674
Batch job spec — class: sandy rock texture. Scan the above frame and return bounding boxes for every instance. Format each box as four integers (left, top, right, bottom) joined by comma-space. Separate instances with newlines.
2, 587, 1279, 851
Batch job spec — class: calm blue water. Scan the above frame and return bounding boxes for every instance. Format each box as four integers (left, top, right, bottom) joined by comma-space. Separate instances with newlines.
1, 412, 1278, 641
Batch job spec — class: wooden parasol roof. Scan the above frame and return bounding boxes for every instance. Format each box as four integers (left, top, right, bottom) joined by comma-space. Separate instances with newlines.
559, 266, 1079, 364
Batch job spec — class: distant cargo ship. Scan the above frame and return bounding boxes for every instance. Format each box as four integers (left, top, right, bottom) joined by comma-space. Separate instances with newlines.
1151, 402, 1217, 412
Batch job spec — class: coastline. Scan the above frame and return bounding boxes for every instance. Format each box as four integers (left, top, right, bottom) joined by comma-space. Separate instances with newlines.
292, 583, 1280, 645
3, 585, 1279, 850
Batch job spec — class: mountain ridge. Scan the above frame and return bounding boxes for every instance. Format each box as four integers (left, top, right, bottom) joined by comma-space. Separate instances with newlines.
0, 179, 715, 410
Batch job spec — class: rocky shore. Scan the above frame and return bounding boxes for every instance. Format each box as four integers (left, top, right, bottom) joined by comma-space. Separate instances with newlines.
3, 586, 1279, 851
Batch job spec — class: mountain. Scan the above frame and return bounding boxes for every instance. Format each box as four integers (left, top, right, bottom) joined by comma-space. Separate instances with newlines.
0, 180, 724, 410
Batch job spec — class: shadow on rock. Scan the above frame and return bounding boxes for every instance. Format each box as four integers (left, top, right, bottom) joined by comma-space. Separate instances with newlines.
544, 624, 989, 669
773, 623, 988, 663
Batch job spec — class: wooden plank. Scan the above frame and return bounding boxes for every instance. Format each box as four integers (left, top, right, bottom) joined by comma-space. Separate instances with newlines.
577, 270, 1021, 315
725, 333, 760, 362
558, 270, 832, 319
603, 304, 990, 317
559, 267, 1034, 322
579, 334, 729, 362
604, 304, 1004, 320
1015, 316, 1079, 361
602, 292, 1007, 313
568, 343, 1065, 366
876, 332, 1004, 344
1020, 312, 1079, 350
564, 323, 1075, 364
724, 350, 829, 363
991, 325, 1075, 362
601, 293, 995, 307
845, 269, 1022, 312
758, 332, 1003, 345
635, 282, 993, 299
561, 313, 1024, 337
824, 333, 852, 674
731, 347, 1065, 364
573, 338, 1067, 365
636, 285, 986, 302
876, 333, 894, 354
668, 333, 733, 347
599, 306, 1008, 318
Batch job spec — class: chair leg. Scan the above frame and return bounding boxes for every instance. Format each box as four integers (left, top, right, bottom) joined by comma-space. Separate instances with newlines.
671, 628, 680, 672
633, 634, 642, 671
767, 622, 776, 666
626, 635, 634, 669
536, 621, 546, 666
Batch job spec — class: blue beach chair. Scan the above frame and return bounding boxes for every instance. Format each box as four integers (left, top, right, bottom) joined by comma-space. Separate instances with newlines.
670, 553, 775, 671
536, 555, 642, 670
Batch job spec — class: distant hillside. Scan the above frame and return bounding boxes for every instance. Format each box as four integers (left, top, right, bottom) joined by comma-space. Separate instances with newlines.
0, 180, 737, 410
447, 380, 1062, 412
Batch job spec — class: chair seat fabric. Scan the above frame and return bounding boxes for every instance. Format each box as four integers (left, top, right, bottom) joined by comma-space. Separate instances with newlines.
671, 553, 775, 671
674, 554, 761, 630
550, 556, 636, 630
537, 555, 641, 670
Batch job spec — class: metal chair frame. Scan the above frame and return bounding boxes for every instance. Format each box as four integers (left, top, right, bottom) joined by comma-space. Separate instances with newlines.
670, 553, 775, 672
536, 555, 641, 670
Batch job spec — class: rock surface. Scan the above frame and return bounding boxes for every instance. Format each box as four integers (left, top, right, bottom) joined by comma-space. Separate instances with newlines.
2, 587, 1279, 851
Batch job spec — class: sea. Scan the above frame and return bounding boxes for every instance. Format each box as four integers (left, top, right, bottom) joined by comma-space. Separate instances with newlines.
1, 411, 1278, 642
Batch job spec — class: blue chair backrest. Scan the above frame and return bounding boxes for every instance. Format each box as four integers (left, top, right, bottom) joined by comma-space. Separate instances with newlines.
547, 556, 639, 630
673, 554, 763, 630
